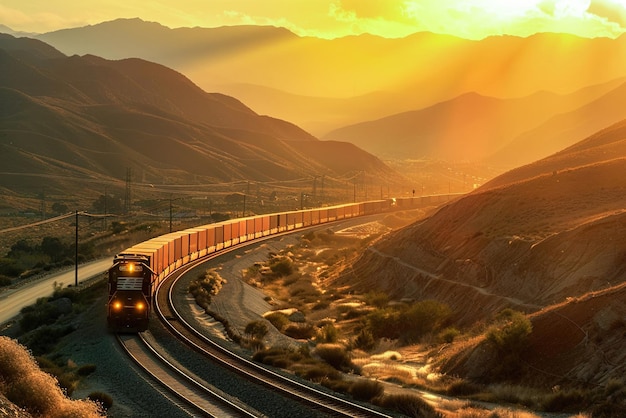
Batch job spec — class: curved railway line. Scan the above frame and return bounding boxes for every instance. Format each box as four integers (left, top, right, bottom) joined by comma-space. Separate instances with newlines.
117, 332, 257, 417
117, 222, 397, 417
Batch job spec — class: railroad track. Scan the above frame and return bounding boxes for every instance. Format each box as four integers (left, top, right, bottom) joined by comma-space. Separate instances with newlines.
117, 331, 259, 417
115, 220, 397, 417
154, 230, 395, 417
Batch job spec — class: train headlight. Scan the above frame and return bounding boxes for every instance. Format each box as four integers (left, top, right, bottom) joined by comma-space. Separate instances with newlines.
135, 302, 145, 311
112, 301, 122, 311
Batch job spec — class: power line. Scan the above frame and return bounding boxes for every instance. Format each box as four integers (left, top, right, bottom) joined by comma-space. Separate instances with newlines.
0, 212, 115, 234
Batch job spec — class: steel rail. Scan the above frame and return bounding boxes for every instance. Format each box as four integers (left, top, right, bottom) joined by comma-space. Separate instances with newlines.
153, 224, 394, 418
116, 332, 259, 418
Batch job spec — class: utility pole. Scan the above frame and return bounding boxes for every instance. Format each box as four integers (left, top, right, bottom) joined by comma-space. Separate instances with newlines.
103, 186, 108, 230
124, 167, 132, 215
169, 195, 173, 232
74, 210, 79, 287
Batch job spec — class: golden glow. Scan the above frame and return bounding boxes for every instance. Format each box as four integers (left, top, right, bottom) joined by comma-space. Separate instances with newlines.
135, 302, 145, 311
112, 301, 122, 311
1, 0, 626, 39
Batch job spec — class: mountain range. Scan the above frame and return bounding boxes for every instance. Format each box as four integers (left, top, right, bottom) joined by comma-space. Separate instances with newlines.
30, 18, 626, 168
0, 33, 399, 208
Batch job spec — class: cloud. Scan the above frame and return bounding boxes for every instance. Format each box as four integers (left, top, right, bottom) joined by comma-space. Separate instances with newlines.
588, 0, 626, 27
332, 0, 403, 20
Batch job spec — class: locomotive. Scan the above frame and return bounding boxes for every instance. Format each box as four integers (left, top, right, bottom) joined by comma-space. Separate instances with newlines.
106, 195, 454, 332
107, 254, 154, 332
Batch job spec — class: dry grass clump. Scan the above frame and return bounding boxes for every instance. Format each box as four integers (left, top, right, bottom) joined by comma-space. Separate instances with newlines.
373, 393, 442, 418
314, 343, 356, 372
188, 268, 225, 310
348, 379, 384, 401
0, 336, 103, 417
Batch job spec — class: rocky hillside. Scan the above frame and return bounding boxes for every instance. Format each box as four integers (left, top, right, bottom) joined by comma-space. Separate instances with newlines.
336, 118, 626, 386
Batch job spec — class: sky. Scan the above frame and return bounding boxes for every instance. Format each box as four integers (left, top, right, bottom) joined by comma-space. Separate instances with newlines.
2, 0, 626, 39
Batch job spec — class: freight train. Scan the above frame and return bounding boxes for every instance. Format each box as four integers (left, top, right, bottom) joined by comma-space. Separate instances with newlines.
106, 196, 450, 331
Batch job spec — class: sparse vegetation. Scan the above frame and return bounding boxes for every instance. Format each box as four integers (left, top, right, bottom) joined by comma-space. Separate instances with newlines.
87, 391, 114, 411
373, 393, 442, 418
0, 336, 103, 417
485, 309, 532, 379
364, 299, 452, 344
314, 344, 355, 372
188, 268, 225, 310
348, 379, 384, 401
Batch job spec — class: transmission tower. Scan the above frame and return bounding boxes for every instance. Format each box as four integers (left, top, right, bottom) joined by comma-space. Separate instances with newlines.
124, 168, 132, 215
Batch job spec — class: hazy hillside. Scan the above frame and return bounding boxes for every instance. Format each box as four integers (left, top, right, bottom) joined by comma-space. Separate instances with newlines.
34, 19, 626, 138
487, 79, 626, 167
335, 117, 626, 385
0, 34, 400, 206
323, 80, 623, 163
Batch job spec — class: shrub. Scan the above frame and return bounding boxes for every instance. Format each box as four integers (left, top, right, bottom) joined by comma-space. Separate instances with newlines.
353, 328, 376, 350
269, 257, 294, 276
542, 388, 587, 412
77, 364, 97, 376
264, 311, 290, 331
349, 379, 384, 401
374, 393, 443, 418
485, 309, 532, 379
283, 323, 316, 340
292, 362, 341, 382
317, 323, 339, 343
365, 291, 389, 308
486, 309, 532, 354
253, 347, 306, 367
438, 327, 460, 343
244, 320, 269, 340
19, 298, 69, 332
19, 325, 74, 356
0, 274, 11, 287
402, 300, 452, 342
315, 344, 354, 371
188, 269, 224, 309
88, 391, 114, 411
0, 337, 102, 417
447, 380, 482, 396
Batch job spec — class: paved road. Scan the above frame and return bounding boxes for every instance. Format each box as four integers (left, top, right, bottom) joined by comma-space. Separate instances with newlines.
0, 258, 112, 325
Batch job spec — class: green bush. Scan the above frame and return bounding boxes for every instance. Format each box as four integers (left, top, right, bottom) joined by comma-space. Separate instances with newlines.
486, 309, 532, 354
365, 300, 452, 344
484, 309, 532, 380
438, 327, 460, 343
